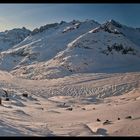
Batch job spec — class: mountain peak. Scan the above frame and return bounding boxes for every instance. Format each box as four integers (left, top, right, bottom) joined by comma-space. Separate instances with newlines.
107, 19, 122, 28
70, 19, 81, 24
60, 20, 67, 25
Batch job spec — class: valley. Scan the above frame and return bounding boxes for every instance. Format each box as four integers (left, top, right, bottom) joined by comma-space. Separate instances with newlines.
0, 19, 140, 136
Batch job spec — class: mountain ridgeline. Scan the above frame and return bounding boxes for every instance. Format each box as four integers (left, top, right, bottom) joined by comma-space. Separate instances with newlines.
0, 19, 140, 79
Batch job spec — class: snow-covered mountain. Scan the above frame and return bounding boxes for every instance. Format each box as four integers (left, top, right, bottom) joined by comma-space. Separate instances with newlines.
0, 27, 31, 51
0, 19, 140, 79
101, 19, 140, 46
0, 19, 100, 71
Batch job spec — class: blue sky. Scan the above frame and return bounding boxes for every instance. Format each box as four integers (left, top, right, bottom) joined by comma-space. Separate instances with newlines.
0, 4, 140, 31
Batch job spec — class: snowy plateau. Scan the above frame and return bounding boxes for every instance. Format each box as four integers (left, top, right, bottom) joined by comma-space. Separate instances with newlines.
0, 19, 140, 136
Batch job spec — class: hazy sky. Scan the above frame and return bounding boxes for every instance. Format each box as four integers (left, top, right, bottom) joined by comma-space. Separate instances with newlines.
0, 4, 140, 31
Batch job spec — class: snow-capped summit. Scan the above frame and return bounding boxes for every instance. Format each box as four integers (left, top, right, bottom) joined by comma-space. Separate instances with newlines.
101, 19, 140, 46
31, 22, 59, 35
108, 19, 122, 27
0, 28, 31, 51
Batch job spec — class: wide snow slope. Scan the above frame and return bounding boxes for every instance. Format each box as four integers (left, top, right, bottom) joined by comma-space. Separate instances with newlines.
0, 20, 99, 71
10, 20, 140, 79
1, 70, 139, 100
0, 71, 139, 136
0, 27, 31, 51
